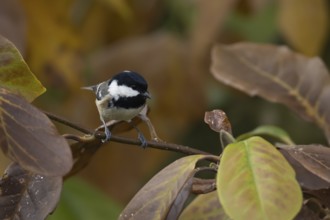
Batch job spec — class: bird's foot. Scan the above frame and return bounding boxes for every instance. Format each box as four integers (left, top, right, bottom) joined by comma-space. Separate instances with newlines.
138, 132, 148, 148
102, 127, 111, 143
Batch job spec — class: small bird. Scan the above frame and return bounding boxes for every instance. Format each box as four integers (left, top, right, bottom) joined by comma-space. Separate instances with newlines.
82, 70, 151, 146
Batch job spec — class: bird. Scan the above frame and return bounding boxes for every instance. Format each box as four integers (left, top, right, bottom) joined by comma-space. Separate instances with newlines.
82, 70, 151, 147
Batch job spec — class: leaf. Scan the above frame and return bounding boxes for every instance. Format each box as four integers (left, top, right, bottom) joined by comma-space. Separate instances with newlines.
204, 109, 232, 134
179, 191, 231, 220
278, 0, 328, 56
217, 136, 302, 220
279, 149, 330, 190
0, 35, 45, 102
48, 178, 122, 220
0, 88, 73, 176
119, 155, 208, 220
211, 43, 330, 144
65, 138, 102, 178
237, 125, 294, 144
0, 163, 62, 220
277, 144, 330, 184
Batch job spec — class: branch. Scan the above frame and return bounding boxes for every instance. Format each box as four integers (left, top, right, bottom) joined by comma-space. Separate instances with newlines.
46, 111, 215, 157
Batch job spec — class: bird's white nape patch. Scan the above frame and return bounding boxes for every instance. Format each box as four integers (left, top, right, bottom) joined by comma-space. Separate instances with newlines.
108, 80, 139, 99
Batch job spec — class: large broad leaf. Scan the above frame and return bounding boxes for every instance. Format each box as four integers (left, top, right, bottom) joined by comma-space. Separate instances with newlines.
0, 88, 73, 176
179, 191, 231, 220
0, 35, 45, 102
119, 155, 208, 220
278, 0, 328, 56
217, 136, 302, 220
277, 144, 330, 184
211, 43, 330, 144
0, 163, 62, 220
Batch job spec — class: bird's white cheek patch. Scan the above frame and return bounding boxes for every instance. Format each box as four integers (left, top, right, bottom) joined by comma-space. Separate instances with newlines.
108, 80, 139, 99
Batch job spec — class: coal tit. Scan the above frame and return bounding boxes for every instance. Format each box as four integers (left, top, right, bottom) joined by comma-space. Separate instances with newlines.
82, 70, 151, 146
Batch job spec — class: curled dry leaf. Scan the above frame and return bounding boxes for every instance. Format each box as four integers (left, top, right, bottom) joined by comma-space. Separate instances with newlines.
0, 88, 73, 176
211, 43, 330, 144
204, 109, 232, 134
0, 163, 62, 220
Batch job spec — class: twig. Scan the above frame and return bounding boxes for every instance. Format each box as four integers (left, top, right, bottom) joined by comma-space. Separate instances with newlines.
46, 111, 215, 157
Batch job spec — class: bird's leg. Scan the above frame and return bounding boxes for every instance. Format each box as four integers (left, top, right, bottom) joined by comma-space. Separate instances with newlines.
129, 121, 147, 148
101, 117, 111, 143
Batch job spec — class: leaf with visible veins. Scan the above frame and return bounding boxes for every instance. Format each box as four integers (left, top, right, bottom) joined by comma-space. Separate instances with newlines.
0, 88, 72, 176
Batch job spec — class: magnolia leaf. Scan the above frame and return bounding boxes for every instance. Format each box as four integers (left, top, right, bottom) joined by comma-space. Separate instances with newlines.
0, 163, 62, 220
179, 191, 231, 220
277, 144, 330, 184
278, 0, 328, 56
0, 88, 73, 176
237, 125, 294, 144
119, 155, 208, 220
211, 43, 330, 144
218, 136, 302, 220
280, 149, 330, 190
0, 35, 45, 102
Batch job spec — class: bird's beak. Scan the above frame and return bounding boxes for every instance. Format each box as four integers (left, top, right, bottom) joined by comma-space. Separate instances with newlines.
81, 85, 97, 93
144, 91, 151, 99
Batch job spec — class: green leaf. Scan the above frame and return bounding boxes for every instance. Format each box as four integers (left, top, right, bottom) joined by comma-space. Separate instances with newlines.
119, 155, 208, 220
0, 35, 45, 102
0, 88, 73, 176
48, 178, 122, 220
217, 136, 302, 220
236, 125, 294, 144
179, 191, 231, 220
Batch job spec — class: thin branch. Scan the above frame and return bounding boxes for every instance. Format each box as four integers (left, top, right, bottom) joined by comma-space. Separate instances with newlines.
43, 110, 93, 134
46, 111, 216, 157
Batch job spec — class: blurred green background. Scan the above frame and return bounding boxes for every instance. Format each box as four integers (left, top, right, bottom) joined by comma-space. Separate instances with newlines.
1, 0, 329, 219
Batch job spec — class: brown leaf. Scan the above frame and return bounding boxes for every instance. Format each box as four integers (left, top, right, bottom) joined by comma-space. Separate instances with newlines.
278, 0, 329, 56
0, 163, 62, 220
278, 144, 330, 184
280, 148, 330, 190
211, 43, 330, 144
204, 109, 232, 134
119, 155, 208, 220
0, 88, 73, 176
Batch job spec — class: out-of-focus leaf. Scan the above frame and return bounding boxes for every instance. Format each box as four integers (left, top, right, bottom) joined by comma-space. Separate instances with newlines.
179, 191, 231, 220
65, 138, 102, 178
48, 178, 122, 220
97, 0, 133, 20
304, 188, 330, 209
237, 125, 294, 144
119, 155, 208, 220
278, 0, 328, 56
280, 149, 330, 190
218, 136, 302, 220
0, 0, 26, 54
277, 144, 330, 183
0, 163, 62, 220
0, 88, 73, 176
0, 35, 45, 102
211, 43, 330, 144
294, 203, 320, 220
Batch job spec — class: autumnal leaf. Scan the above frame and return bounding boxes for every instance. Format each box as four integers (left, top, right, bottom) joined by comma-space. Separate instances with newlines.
0, 163, 62, 220
179, 191, 231, 220
211, 43, 330, 144
218, 137, 302, 220
278, 0, 328, 56
237, 125, 294, 144
280, 149, 330, 190
0, 88, 73, 176
204, 109, 232, 134
0, 35, 45, 102
119, 155, 208, 220
277, 144, 330, 184
65, 138, 102, 178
